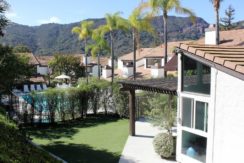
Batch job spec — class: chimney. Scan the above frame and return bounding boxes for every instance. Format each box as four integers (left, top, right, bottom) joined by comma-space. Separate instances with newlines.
205, 24, 217, 45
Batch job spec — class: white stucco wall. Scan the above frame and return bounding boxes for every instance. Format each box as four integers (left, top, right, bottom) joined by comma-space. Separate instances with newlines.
83, 56, 91, 65
122, 67, 133, 78
161, 58, 165, 67
151, 68, 164, 78
205, 31, 217, 45
108, 58, 112, 67
144, 58, 147, 69
136, 59, 144, 67
37, 65, 49, 75
118, 59, 124, 70
212, 70, 244, 163
102, 69, 112, 78
108, 58, 117, 68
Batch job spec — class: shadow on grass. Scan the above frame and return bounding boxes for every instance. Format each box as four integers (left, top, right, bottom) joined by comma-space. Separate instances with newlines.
42, 142, 120, 163
26, 115, 122, 140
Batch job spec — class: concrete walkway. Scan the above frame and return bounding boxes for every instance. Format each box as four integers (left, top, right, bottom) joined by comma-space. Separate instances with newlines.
119, 119, 177, 163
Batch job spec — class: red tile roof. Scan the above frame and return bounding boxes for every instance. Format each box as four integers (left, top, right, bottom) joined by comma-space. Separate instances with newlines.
119, 41, 190, 61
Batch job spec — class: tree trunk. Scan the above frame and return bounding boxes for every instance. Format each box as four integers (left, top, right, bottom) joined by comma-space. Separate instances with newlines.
215, 9, 220, 45
98, 52, 101, 79
133, 29, 137, 80
163, 13, 168, 78
84, 39, 89, 84
110, 31, 114, 83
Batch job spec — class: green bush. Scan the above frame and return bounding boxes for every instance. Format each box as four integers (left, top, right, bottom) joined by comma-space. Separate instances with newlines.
153, 132, 174, 158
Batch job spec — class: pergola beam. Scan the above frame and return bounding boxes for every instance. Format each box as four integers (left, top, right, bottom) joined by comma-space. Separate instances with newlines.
119, 78, 178, 136
129, 89, 136, 136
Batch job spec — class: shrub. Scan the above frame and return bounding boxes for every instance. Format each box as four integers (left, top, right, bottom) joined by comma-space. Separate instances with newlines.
153, 132, 174, 158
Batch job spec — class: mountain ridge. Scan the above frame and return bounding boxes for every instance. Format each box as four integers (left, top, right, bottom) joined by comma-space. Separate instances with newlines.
0, 16, 209, 56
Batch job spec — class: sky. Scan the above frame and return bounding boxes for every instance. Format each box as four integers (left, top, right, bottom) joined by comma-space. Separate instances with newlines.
5, 0, 244, 26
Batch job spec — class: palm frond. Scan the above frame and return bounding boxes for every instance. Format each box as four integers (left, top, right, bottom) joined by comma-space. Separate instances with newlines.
71, 27, 81, 34
72, 20, 94, 41
175, 7, 196, 23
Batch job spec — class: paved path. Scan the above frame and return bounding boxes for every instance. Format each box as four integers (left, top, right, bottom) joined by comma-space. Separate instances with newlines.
119, 119, 177, 163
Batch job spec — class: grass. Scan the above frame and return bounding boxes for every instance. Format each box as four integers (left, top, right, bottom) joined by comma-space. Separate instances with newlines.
0, 107, 61, 163
27, 115, 129, 163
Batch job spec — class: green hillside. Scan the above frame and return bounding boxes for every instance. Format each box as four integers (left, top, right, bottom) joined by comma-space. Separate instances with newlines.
0, 16, 209, 56
0, 107, 61, 163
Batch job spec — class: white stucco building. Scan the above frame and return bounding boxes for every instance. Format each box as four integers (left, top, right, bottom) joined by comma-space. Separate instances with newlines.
102, 65, 112, 78
35, 55, 53, 76
176, 43, 244, 163
118, 46, 166, 78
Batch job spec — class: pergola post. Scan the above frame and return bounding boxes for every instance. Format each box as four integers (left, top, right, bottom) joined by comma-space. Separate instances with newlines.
129, 89, 136, 136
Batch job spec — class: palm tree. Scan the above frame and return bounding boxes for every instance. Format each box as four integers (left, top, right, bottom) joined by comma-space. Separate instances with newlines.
89, 27, 110, 79
100, 12, 129, 83
210, 0, 223, 45
129, 6, 155, 80
141, 0, 195, 77
72, 20, 94, 84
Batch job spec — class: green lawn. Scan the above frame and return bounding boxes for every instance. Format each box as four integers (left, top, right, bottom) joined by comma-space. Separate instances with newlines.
27, 116, 129, 163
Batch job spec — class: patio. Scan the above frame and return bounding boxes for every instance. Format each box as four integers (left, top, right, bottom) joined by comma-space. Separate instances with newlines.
119, 119, 177, 163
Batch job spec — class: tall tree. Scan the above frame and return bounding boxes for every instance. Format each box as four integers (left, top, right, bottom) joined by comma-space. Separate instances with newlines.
0, 0, 9, 36
48, 54, 84, 80
210, 0, 223, 45
0, 45, 32, 94
141, 0, 195, 77
221, 5, 235, 30
100, 12, 129, 83
89, 27, 110, 79
129, 6, 155, 80
72, 20, 94, 84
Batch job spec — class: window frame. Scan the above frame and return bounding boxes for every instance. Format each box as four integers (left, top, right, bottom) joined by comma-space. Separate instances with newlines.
181, 54, 211, 95
180, 94, 210, 163
146, 58, 162, 68
181, 93, 210, 137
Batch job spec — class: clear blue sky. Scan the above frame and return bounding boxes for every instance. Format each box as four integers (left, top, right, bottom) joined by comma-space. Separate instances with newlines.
6, 0, 244, 26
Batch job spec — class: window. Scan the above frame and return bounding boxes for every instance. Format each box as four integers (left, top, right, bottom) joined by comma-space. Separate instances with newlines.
182, 98, 208, 132
146, 58, 162, 68
182, 131, 207, 163
195, 102, 208, 132
182, 55, 211, 94
123, 61, 133, 67
182, 97, 193, 128
181, 98, 208, 163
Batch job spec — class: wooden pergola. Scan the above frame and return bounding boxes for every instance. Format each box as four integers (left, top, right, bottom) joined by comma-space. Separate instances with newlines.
119, 78, 177, 136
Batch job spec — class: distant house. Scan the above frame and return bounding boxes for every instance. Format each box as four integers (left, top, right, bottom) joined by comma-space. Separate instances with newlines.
80, 54, 109, 77
35, 55, 53, 75
14, 53, 46, 91
117, 41, 189, 78
175, 43, 244, 163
